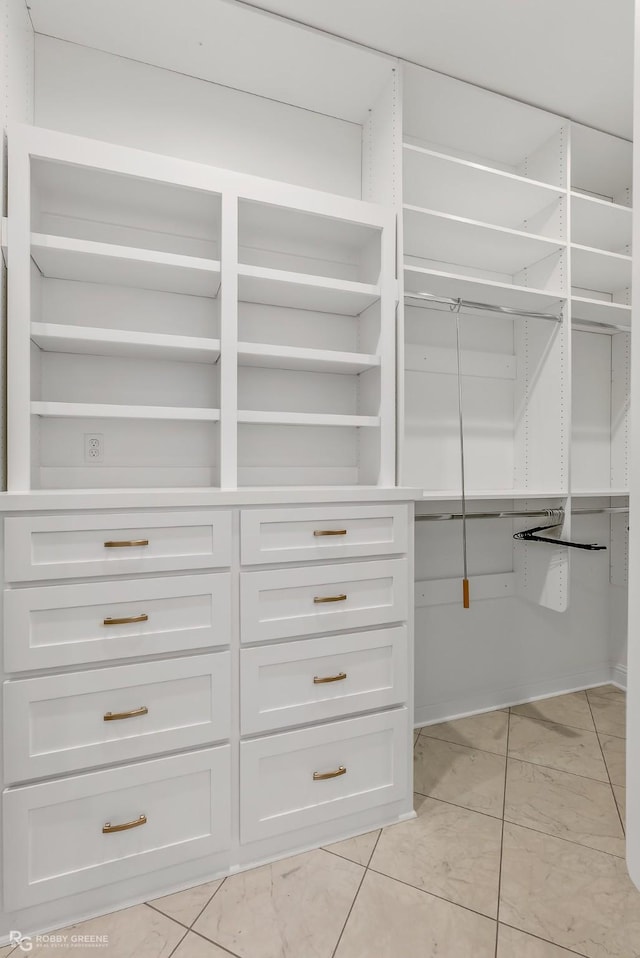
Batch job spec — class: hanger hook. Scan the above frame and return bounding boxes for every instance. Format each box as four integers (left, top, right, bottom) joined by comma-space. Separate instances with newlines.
449, 298, 463, 314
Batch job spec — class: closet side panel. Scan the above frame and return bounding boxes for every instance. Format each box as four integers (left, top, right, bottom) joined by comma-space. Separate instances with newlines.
34, 36, 363, 198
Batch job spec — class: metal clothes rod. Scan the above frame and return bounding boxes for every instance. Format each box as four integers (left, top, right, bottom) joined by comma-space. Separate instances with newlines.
572, 317, 631, 334
416, 507, 629, 522
404, 290, 562, 323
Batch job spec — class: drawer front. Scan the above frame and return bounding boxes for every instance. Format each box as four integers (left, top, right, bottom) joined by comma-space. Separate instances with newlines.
240, 558, 408, 643
4, 746, 231, 910
240, 709, 409, 842
241, 627, 407, 734
241, 504, 409, 565
4, 573, 231, 672
4, 511, 232, 582
4, 653, 231, 783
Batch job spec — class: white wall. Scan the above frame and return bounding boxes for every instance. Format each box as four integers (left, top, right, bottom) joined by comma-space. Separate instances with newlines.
34, 36, 363, 198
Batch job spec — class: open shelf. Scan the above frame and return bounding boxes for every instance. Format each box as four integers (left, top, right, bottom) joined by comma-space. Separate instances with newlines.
419, 490, 568, 502
31, 402, 221, 421
31, 324, 221, 364
238, 410, 379, 428
404, 265, 565, 313
237, 342, 379, 375
403, 144, 565, 234
31, 234, 221, 297
571, 124, 632, 205
237, 264, 379, 316
571, 245, 632, 295
404, 206, 565, 277
570, 192, 632, 253
570, 490, 629, 498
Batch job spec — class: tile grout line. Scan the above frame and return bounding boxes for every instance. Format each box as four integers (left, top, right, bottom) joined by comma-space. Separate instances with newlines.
329, 829, 383, 958
494, 708, 511, 958
189, 926, 244, 958
166, 926, 191, 958
189, 876, 228, 929
586, 693, 626, 835
499, 921, 590, 958
364, 864, 500, 925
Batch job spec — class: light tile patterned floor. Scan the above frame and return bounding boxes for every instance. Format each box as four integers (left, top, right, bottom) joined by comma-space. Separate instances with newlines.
9, 685, 636, 958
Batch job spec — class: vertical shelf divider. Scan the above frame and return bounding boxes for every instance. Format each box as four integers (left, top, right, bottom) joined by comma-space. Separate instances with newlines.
220, 192, 239, 489
7, 126, 31, 491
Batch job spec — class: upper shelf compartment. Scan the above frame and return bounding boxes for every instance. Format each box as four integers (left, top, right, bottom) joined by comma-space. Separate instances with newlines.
238, 199, 382, 285
403, 145, 565, 238
570, 123, 632, 206
31, 157, 221, 258
403, 63, 567, 187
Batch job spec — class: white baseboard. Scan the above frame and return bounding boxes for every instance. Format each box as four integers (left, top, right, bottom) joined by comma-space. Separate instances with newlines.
612, 663, 628, 691
414, 664, 613, 728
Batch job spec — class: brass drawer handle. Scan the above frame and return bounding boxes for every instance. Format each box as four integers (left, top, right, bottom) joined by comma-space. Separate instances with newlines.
314, 594, 347, 604
103, 614, 149, 626
313, 766, 347, 781
313, 529, 347, 537
104, 539, 149, 548
103, 814, 147, 834
314, 672, 347, 684
104, 706, 148, 722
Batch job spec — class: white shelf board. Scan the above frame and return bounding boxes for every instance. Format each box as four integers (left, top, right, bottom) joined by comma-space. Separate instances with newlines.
32, 402, 220, 421
570, 489, 629, 498
570, 192, 632, 253
419, 489, 568, 501
238, 410, 380, 428
404, 265, 565, 313
238, 265, 379, 316
31, 324, 221, 363
403, 144, 565, 229
404, 206, 565, 276
31, 234, 221, 297
237, 342, 379, 374
571, 244, 632, 294
571, 297, 631, 330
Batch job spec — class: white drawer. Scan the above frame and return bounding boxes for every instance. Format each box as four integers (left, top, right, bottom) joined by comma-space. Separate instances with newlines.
240, 709, 409, 842
240, 558, 408, 644
4, 511, 232, 582
241, 627, 407, 734
4, 573, 231, 672
4, 746, 231, 910
4, 653, 231, 783
241, 504, 409, 565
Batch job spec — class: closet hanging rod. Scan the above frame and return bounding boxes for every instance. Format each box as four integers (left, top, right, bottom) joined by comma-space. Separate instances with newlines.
404, 290, 562, 323
415, 507, 628, 522
572, 317, 631, 334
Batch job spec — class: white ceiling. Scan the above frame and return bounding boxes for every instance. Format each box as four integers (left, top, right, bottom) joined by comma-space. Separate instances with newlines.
27, 0, 633, 138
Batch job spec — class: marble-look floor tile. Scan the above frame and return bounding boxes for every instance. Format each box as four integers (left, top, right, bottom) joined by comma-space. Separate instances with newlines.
194, 849, 363, 958
172, 933, 235, 957
497, 923, 589, 957
334, 870, 496, 958
508, 715, 608, 782
500, 822, 640, 958
511, 691, 595, 732
22, 905, 184, 957
600, 733, 626, 786
370, 793, 502, 917
504, 759, 625, 857
587, 686, 626, 739
149, 879, 224, 927
613, 785, 626, 828
323, 829, 380, 867
0, 947, 15, 957
414, 734, 506, 818
419, 709, 509, 755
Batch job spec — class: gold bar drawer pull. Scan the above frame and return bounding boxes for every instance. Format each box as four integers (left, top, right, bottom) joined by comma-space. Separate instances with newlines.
103, 613, 149, 626
313, 529, 347, 537
104, 706, 149, 722
314, 672, 347, 684
313, 594, 347, 604
104, 539, 149, 548
103, 814, 147, 834
313, 766, 347, 781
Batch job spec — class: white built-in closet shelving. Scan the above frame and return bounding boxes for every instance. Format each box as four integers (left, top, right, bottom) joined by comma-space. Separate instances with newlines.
399, 65, 632, 502
8, 124, 396, 491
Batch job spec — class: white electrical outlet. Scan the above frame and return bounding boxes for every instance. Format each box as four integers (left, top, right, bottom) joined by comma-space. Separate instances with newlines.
84, 433, 104, 463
